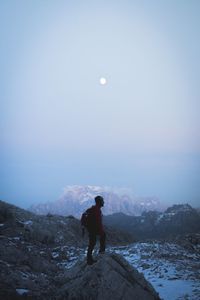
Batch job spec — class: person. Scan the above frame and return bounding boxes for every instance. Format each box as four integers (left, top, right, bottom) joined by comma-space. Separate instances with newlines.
86, 195, 106, 265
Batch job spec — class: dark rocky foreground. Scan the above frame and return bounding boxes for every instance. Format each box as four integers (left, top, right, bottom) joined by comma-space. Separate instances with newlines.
0, 200, 138, 299
0, 251, 161, 300
54, 253, 161, 300
1, 199, 199, 299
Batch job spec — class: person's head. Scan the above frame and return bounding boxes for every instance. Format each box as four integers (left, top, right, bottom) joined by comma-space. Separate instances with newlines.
95, 195, 104, 207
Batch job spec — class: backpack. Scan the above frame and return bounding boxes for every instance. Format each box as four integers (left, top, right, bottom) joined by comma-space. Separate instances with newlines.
81, 206, 95, 230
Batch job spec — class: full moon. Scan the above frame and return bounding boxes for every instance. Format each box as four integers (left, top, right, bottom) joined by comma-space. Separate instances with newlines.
99, 77, 107, 85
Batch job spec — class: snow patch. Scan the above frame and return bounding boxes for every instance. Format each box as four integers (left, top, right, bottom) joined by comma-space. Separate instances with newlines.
16, 289, 29, 295
52, 252, 59, 259
153, 279, 198, 300
23, 220, 33, 226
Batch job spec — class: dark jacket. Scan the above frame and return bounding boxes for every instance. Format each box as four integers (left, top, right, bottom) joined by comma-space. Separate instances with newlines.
89, 205, 104, 235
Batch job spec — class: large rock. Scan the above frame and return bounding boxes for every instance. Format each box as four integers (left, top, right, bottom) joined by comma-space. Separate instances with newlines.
56, 253, 161, 300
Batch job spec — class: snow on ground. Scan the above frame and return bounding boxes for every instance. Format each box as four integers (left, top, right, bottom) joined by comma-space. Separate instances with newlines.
60, 241, 200, 300
16, 288, 29, 295
23, 220, 33, 226
111, 242, 200, 300
153, 279, 199, 300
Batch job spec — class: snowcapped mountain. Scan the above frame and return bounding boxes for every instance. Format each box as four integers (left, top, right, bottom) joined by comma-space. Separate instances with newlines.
29, 185, 165, 217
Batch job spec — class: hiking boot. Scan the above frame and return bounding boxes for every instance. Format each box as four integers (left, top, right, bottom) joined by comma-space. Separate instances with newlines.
87, 257, 97, 265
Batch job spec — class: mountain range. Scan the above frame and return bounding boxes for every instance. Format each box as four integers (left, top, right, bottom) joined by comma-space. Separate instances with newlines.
29, 185, 165, 217
104, 204, 200, 239
28, 185, 200, 240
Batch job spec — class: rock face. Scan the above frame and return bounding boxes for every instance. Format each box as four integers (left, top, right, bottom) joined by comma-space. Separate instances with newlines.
56, 253, 161, 300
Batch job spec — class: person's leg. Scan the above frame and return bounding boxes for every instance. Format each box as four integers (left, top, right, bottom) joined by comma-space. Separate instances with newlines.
99, 232, 106, 253
87, 231, 97, 264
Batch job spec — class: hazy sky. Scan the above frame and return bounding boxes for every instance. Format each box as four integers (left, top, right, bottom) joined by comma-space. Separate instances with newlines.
1, 0, 200, 208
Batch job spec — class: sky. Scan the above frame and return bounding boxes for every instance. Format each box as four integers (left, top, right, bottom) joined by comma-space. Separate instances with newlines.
0, 0, 200, 208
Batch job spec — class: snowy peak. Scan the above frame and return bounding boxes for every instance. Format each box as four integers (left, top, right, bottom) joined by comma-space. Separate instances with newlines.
30, 185, 164, 217
62, 185, 105, 204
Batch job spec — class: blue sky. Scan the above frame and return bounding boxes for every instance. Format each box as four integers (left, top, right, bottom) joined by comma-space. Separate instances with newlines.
1, 0, 200, 208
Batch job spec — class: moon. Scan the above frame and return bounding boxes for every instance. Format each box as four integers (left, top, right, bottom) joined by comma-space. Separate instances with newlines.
99, 77, 107, 85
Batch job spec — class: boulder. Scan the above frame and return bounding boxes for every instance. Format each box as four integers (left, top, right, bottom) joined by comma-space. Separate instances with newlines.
56, 253, 161, 300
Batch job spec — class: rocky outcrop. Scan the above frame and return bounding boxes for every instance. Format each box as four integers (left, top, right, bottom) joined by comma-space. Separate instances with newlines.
173, 233, 200, 252
56, 253, 161, 300
0, 219, 160, 300
0, 200, 135, 299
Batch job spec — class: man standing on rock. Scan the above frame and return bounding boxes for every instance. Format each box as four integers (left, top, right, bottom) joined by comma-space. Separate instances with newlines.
82, 195, 106, 265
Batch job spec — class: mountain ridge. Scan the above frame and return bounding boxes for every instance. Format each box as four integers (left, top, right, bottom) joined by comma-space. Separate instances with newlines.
104, 203, 200, 239
29, 185, 165, 217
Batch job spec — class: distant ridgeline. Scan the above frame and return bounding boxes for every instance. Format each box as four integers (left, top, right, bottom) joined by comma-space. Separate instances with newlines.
29, 185, 165, 217
104, 204, 200, 240
28, 186, 200, 240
